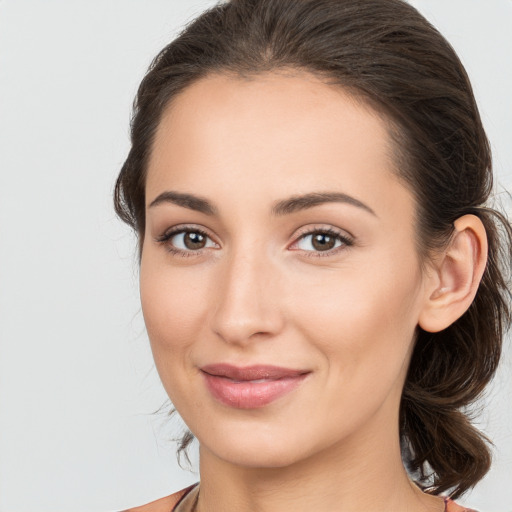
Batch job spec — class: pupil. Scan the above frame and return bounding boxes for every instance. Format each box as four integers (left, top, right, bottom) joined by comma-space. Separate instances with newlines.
184, 232, 206, 250
312, 233, 335, 251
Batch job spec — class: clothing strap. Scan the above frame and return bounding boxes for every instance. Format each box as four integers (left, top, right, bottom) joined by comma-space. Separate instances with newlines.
172, 483, 200, 512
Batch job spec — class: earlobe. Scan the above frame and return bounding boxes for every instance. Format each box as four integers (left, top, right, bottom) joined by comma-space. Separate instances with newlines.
418, 214, 488, 333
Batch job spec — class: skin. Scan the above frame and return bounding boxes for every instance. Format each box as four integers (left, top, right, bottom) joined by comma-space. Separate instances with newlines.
139, 71, 487, 512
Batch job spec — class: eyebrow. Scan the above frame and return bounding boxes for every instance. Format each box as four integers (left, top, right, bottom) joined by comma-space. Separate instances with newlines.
148, 191, 217, 215
271, 192, 377, 217
148, 190, 376, 217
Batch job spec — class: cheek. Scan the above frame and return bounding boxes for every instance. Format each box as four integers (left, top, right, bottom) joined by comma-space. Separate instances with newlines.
139, 253, 210, 370
289, 252, 423, 381
282, 255, 424, 446
139, 257, 215, 420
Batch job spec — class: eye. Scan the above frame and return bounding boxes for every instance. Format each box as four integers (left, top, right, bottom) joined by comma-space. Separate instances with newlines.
291, 228, 353, 255
156, 226, 218, 255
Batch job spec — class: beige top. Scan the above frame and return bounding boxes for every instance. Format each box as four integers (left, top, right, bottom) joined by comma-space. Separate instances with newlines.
173, 484, 199, 512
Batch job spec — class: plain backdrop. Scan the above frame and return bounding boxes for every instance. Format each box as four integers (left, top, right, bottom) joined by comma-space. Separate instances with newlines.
0, 1, 511, 511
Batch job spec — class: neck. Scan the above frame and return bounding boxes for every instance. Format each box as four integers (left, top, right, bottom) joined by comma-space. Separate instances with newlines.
196, 412, 444, 512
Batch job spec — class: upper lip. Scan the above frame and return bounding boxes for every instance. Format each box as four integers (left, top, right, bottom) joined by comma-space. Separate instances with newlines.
200, 364, 309, 381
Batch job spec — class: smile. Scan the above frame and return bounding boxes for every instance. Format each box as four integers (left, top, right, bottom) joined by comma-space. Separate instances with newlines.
200, 364, 310, 409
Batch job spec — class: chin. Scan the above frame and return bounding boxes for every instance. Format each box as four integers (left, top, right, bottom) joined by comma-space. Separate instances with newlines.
211, 442, 309, 469
196, 421, 324, 469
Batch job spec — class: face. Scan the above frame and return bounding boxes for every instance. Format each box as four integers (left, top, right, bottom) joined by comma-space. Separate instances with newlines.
140, 71, 430, 469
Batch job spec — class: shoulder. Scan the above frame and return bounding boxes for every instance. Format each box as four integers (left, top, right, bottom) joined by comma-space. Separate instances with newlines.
445, 497, 479, 512
120, 484, 198, 512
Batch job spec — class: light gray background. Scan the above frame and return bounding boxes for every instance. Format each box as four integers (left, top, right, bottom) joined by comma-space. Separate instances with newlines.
0, 1, 510, 511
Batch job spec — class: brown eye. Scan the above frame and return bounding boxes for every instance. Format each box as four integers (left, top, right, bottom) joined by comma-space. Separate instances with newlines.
183, 231, 207, 250
293, 229, 352, 255
311, 233, 337, 251
164, 229, 217, 252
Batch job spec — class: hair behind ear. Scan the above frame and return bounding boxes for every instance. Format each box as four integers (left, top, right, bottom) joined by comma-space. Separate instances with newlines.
401, 207, 512, 498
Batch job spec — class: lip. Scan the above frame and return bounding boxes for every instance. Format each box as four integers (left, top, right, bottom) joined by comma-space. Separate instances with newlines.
200, 364, 310, 409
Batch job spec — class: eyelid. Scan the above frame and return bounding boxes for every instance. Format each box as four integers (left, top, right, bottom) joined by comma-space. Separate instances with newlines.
154, 223, 354, 258
291, 224, 354, 240
288, 225, 354, 256
155, 224, 220, 256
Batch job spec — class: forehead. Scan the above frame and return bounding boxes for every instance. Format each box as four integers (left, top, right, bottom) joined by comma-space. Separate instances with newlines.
146, 71, 413, 222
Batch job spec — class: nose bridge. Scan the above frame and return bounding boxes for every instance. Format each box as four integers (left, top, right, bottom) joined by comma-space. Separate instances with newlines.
210, 241, 282, 344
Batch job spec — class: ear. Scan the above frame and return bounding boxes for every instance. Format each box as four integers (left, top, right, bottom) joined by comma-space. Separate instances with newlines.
418, 214, 488, 333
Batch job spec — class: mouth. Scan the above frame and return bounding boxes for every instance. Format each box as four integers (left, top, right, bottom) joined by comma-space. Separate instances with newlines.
200, 364, 310, 409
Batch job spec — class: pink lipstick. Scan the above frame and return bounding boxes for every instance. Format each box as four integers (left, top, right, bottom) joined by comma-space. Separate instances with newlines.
200, 364, 309, 409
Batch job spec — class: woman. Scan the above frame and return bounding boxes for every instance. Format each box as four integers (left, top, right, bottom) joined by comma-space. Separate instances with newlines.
115, 0, 512, 510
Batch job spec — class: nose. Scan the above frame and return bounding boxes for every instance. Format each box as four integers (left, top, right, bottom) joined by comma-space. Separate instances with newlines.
209, 247, 285, 346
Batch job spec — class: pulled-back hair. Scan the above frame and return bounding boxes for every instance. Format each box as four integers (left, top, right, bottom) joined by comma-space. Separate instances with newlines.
114, 0, 512, 499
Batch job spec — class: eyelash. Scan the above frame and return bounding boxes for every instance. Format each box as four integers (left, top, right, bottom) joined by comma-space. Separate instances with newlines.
155, 225, 354, 258
155, 225, 214, 258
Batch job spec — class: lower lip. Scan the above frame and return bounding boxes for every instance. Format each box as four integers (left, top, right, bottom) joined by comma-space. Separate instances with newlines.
202, 372, 308, 409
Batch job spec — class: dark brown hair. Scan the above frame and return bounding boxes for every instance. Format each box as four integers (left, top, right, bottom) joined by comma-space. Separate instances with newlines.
114, 0, 512, 499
